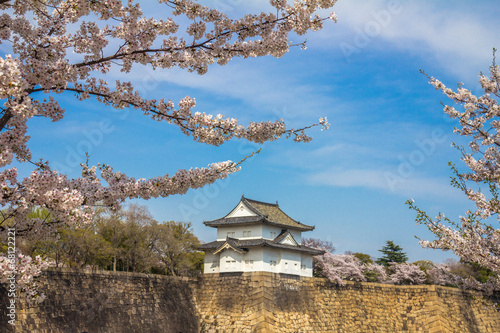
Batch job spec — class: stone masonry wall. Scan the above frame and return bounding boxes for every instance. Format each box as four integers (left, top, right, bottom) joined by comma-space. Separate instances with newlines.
0, 269, 199, 333
1, 269, 499, 332
196, 272, 500, 332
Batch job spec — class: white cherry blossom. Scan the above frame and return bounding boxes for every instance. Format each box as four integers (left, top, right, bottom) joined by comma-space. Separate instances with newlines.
409, 54, 500, 289
0, 0, 336, 301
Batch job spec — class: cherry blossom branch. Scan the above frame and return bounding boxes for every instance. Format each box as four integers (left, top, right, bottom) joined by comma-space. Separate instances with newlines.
409, 53, 500, 287
0, 0, 337, 301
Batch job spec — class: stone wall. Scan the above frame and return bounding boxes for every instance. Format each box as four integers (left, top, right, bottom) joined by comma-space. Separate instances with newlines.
1, 269, 499, 332
0, 269, 199, 333
196, 272, 500, 332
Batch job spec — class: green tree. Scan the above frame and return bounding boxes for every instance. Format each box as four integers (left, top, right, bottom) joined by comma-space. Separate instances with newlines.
18, 207, 113, 269
24, 204, 205, 275
95, 210, 128, 272
117, 204, 158, 273
95, 204, 159, 273
56, 226, 113, 269
444, 259, 497, 284
149, 221, 202, 276
30, 223, 113, 269
376, 241, 408, 267
353, 252, 373, 265
412, 260, 435, 284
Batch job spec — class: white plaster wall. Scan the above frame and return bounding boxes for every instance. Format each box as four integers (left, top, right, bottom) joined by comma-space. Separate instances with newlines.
204, 247, 314, 277
261, 224, 283, 240
203, 252, 220, 274
241, 248, 264, 272
219, 249, 244, 273
215, 223, 306, 242
300, 254, 314, 277
212, 248, 264, 273
216, 225, 263, 241
281, 250, 302, 275
289, 229, 302, 243
262, 248, 281, 273
261, 224, 304, 243
225, 202, 257, 218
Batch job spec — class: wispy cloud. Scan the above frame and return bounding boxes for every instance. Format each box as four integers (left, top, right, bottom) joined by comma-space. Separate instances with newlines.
307, 167, 461, 201
110, 60, 340, 126
311, 0, 500, 79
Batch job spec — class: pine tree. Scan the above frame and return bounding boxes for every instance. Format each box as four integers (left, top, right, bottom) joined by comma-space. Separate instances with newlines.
376, 241, 408, 267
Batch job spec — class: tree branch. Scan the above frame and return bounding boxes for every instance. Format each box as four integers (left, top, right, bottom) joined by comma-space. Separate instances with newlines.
0, 109, 12, 131
74, 14, 292, 69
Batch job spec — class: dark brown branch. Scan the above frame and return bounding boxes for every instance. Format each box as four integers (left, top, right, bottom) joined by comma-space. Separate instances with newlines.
28, 85, 320, 142
74, 13, 292, 69
28, 86, 195, 133
0, 109, 12, 131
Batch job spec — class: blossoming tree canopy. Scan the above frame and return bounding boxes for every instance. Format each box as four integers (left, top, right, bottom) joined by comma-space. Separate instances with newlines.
0, 0, 336, 233
0, 0, 336, 301
408, 52, 500, 282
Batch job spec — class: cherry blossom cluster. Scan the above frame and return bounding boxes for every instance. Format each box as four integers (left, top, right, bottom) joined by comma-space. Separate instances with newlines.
310, 251, 427, 285
0, 0, 337, 299
309, 235, 498, 290
427, 262, 500, 294
304, 240, 453, 286
0, 161, 240, 235
304, 240, 387, 285
388, 262, 426, 285
409, 56, 500, 289
0, 0, 337, 169
0, 253, 52, 303
312, 252, 365, 284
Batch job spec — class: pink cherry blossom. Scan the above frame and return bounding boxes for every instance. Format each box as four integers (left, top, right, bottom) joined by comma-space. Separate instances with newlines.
389, 262, 426, 285
409, 53, 500, 290
0, 0, 336, 300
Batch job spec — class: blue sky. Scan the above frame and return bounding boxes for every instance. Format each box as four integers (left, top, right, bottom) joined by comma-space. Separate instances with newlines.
8, 0, 500, 262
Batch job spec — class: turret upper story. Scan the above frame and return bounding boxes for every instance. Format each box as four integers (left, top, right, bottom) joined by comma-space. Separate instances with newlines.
203, 196, 315, 243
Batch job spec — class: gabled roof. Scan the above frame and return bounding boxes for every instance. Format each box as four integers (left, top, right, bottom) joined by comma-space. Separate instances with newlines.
199, 232, 324, 256
213, 237, 248, 255
203, 196, 315, 231
274, 230, 299, 246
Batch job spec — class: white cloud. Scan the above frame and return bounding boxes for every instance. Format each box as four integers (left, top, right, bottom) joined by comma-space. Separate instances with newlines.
310, 0, 500, 79
308, 167, 462, 200
110, 60, 341, 125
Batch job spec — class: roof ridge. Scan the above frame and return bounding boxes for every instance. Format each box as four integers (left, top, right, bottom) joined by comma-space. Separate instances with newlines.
274, 230, 299, 245
207, 196, 315, 231
243, 196, 278, 207
199, 238, 325, 255
241, 197, 268, 217
243, 196, 314, 230
275, 206, 303, 225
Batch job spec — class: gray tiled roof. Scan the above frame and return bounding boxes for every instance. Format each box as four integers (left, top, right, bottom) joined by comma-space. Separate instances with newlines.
203, 196, 315, 231
212, 237, 248, 254
273, 229, 295, 244
199, 236, 324, 255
